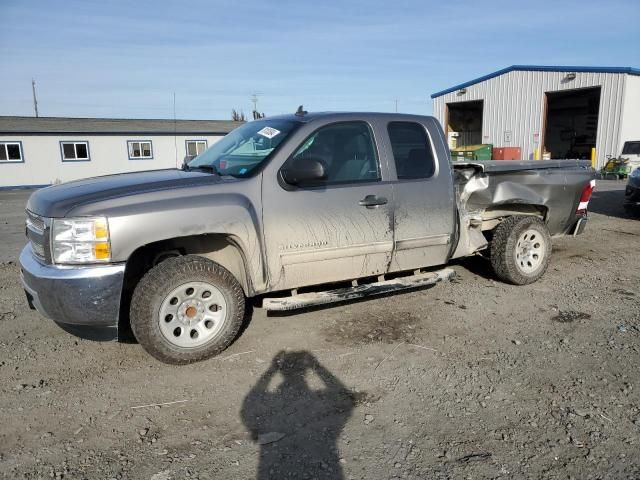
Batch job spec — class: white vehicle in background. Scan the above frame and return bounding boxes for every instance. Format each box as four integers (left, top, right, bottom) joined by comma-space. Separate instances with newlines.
621, 141, 640, 171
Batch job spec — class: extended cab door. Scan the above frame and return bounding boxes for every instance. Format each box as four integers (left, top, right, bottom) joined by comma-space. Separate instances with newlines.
261, 120, 394, 291
383, 118, 456, 271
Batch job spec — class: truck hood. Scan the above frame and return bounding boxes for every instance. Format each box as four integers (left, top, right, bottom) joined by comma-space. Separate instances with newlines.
27, 169, 222, 218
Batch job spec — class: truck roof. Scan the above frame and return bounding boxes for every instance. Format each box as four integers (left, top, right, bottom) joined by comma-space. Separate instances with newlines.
266, 111, 436, 123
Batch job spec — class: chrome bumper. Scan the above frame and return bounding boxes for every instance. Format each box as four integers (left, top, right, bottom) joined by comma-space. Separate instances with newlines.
19, 244, 125, 335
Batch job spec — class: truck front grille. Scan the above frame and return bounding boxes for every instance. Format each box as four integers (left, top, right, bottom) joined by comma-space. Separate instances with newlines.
26, 210, 45, 232
25, 210, 50, 262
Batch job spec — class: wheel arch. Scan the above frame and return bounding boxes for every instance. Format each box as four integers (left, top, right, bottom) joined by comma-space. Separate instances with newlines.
118, 234, 253, 336
480, 203, 548, 232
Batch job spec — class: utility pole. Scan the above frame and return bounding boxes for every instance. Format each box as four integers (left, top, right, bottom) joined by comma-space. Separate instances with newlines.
251, 92, 265, 119
32, 79, 39, 117
394, 98, 398, 113
173, 92, 178, 167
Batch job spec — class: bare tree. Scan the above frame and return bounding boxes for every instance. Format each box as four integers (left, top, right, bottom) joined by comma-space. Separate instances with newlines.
231, 109, 246, 122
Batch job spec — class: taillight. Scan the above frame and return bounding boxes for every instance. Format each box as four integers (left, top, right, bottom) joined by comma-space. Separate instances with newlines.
219, 160, 227, 169
576, 179, 596, 214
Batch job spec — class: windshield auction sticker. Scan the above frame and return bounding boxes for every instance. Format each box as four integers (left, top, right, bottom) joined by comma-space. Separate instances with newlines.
257, 127, 280, 139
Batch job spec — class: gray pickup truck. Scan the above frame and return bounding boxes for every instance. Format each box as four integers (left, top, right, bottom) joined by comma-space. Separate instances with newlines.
20, 111, 595, 364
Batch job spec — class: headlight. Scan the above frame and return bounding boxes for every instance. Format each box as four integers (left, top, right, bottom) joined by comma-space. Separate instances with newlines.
51, 217, 111, 264
631, 168, 640, 178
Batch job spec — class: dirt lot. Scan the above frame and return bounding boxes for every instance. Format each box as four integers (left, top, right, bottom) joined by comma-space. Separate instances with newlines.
1, 181, 639, 479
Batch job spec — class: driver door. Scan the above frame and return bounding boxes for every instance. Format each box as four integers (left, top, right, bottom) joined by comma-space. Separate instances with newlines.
261, 121, 394, 291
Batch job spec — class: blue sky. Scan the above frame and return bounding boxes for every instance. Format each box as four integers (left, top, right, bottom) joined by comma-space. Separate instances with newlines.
1, 0, 638, 120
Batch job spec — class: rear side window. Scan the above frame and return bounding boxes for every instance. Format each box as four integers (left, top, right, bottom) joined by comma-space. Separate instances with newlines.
387, 122, 436, 179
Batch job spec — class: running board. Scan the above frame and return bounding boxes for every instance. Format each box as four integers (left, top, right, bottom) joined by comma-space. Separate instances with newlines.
262, 268, 456, 311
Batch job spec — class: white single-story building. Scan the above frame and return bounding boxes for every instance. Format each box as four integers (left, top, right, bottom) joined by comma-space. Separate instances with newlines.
0, 116, 242, 188
431, 65, 640, 168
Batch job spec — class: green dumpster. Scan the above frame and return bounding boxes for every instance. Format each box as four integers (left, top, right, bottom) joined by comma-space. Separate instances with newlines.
450, 144, 493, 161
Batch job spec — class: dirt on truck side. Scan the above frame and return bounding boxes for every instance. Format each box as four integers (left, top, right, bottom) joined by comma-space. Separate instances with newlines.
1, 181, 639, 479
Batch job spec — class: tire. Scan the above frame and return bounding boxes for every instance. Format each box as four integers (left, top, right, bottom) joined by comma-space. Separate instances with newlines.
130, 255, 245, 364
624, 204, 640, 217
489, 216, 552, 285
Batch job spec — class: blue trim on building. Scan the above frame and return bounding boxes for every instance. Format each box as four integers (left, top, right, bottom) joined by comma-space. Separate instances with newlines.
59, 140, 91, 162
0, 140, 25, 164
431, 65, 640, 98
126, 139, 154, 160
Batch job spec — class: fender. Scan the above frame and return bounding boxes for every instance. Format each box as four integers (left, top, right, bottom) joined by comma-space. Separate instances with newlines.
66, 175, 269, 293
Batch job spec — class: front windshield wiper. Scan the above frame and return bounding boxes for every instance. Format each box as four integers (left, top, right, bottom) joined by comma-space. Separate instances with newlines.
183, 164, 220, 175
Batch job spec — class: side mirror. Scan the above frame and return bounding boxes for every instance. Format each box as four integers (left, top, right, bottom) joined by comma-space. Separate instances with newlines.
182, 155, 196, 169
281, 158, 327, 186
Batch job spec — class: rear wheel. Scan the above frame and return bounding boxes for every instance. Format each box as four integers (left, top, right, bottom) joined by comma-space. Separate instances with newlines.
130, 255, 245, 364
489, 216, 551, 285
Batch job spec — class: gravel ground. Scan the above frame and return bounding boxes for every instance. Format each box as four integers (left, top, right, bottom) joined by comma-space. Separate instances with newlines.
0, 181, 639, 480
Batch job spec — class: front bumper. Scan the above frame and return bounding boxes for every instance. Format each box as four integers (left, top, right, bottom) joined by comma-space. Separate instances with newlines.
19, 244, 125, 340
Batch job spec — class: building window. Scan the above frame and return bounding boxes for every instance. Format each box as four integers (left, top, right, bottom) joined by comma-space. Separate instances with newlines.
186, 140, 207, 157
127, 140, 153, 160
387, 122, 436, 179
60, 141, 90, 161
0, 142, 24, 163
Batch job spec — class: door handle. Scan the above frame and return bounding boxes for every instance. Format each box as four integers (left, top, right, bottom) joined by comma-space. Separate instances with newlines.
359, 195, 388, 208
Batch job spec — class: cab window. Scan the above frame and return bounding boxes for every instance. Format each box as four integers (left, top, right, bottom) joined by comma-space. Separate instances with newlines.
290, 122, 380, 184
387, 122, 436, 179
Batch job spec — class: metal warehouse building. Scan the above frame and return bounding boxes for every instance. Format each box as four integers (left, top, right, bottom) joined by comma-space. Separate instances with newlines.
0, 117, 242, 188
431, 65, 640, 168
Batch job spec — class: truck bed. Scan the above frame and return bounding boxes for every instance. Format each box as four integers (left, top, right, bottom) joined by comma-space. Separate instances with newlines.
453, 159, 592, 173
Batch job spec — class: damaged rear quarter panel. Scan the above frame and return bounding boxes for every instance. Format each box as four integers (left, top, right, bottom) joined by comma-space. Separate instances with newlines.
456, 160, 594, 236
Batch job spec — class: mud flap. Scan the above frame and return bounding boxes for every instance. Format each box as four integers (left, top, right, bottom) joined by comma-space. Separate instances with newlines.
572, 216, 588, 236
24, 290, 36, 310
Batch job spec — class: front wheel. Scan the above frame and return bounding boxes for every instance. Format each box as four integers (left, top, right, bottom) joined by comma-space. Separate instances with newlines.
489, 216, 552, 285
130, 255, 245, 364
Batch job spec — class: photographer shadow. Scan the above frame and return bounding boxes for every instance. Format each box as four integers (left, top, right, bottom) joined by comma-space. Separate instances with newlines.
241, 351, 355, 479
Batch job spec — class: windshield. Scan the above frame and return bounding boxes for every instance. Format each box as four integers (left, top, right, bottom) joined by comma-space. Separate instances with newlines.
622, 141, 640, 155
188, 119, 300, 177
